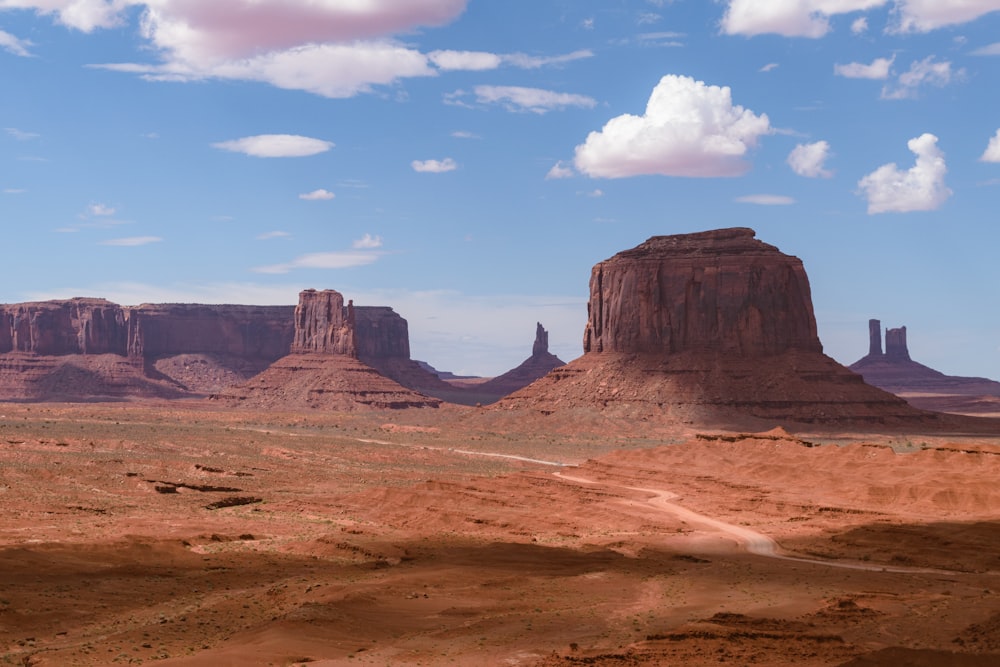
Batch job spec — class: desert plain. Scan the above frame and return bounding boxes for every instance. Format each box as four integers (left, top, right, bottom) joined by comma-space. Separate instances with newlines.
1, 400, 998, 667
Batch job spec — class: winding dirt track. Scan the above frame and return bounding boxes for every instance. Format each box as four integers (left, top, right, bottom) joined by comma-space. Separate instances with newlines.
552, 471, 970, 576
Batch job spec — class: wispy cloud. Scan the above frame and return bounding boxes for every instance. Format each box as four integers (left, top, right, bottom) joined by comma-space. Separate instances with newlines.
253, 251, 380, 274
972, 42, 1000, 56
256, 231, 291, 240
5, 127, 39, 141
429, 48, 593, 71
466, 85, 597, 114
100, 236, 163, 247
88, 203, 117, 217
451, 130, 480, 139
759, 63, 779, 72
881, 57, 963, 100
834, 56, 894, 80
0, 29, 32, 57
299, 188, 336, 200
735, 194, 795, 205
412, 157, 457, 173
212, 134, 334, 158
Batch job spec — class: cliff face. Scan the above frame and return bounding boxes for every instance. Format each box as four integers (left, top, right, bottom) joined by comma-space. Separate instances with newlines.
498, 228, 936, 427
0, 299, 294, 361
0, 299, 128, 356
291, 289, 355, 356
0, 298, 295, 399
583, 228, 822, 357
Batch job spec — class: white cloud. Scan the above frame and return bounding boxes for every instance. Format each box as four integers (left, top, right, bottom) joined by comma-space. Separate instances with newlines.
857, 133, 952, 214
584, 189, 604, 198
638, 12, 662, 25
39, 0, 469, 97
100, 236, 163, 247
736, 194, 795, 205
891, 0, 1000, 32
299, 188, 335, 201
451, 130, 479, 139
787, 140, 833, 177
759, 62, 779, 72
212, 134, 333, 158
881, 56, 962, 99
503, 49, 593, 69
0, 28, 32, 56
253, 251, 380, 274
471, 85, 597, 114
972, 42, 1000, 55
428, 48, 592, 72
88, 202, 116, 216
5, 127, 39, 140
256, 231, 290, 240
721, 0, 888, 38
411, 157, 457, 173
981, 129, 1000, 162
573, 74, 771, 179
3, 188, 26, 194
546, 161, 575, 180
834, 56, 893, 79
851, 16, 869, 33
636, 31, 685, 47
429, 50, 501, 71
4, 0, 127, 32
352, 233, 383, 249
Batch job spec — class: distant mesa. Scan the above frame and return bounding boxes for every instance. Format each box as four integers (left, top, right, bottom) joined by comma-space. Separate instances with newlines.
0, 298, 294, 400
850, 319, 1000, 416
496, 227, 938, 427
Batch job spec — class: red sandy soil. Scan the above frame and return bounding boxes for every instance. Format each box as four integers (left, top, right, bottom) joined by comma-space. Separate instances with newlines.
1, 403, 998, 666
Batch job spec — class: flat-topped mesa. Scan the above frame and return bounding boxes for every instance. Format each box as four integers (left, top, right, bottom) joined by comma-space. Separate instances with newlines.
0, 298, 128, 356
291, 289, 356, 356
583, 228, 822, 357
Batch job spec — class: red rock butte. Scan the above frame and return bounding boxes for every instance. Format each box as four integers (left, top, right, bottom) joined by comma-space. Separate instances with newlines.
497, 228, 946, 427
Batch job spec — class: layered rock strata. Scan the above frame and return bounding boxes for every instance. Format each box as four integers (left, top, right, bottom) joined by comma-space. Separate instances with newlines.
0, 299, 295, 399
497, 228, 940, 427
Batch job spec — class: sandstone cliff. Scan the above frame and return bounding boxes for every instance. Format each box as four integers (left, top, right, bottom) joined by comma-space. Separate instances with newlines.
214, 289, 442, 410
584, 228, 821, 356
0, 298, 295, 399
497, 228, 939, 427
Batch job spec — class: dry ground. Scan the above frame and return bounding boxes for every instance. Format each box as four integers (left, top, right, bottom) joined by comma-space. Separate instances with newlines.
0, 402, 998, 666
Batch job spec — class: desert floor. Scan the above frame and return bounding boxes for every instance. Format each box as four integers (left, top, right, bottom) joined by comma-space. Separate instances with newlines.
1, 402, 999, 666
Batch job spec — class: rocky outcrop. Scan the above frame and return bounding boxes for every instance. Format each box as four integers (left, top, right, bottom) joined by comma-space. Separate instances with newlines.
497, 228, 940, 427
851, 320, 1000, 416
584, 228, 822, 357
0, 299, 128, 356
214, 289, 442, 410
474, 323, 566, 402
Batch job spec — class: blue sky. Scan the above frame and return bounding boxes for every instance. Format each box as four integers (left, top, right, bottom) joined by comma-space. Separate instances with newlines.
1, 0, 999, 378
